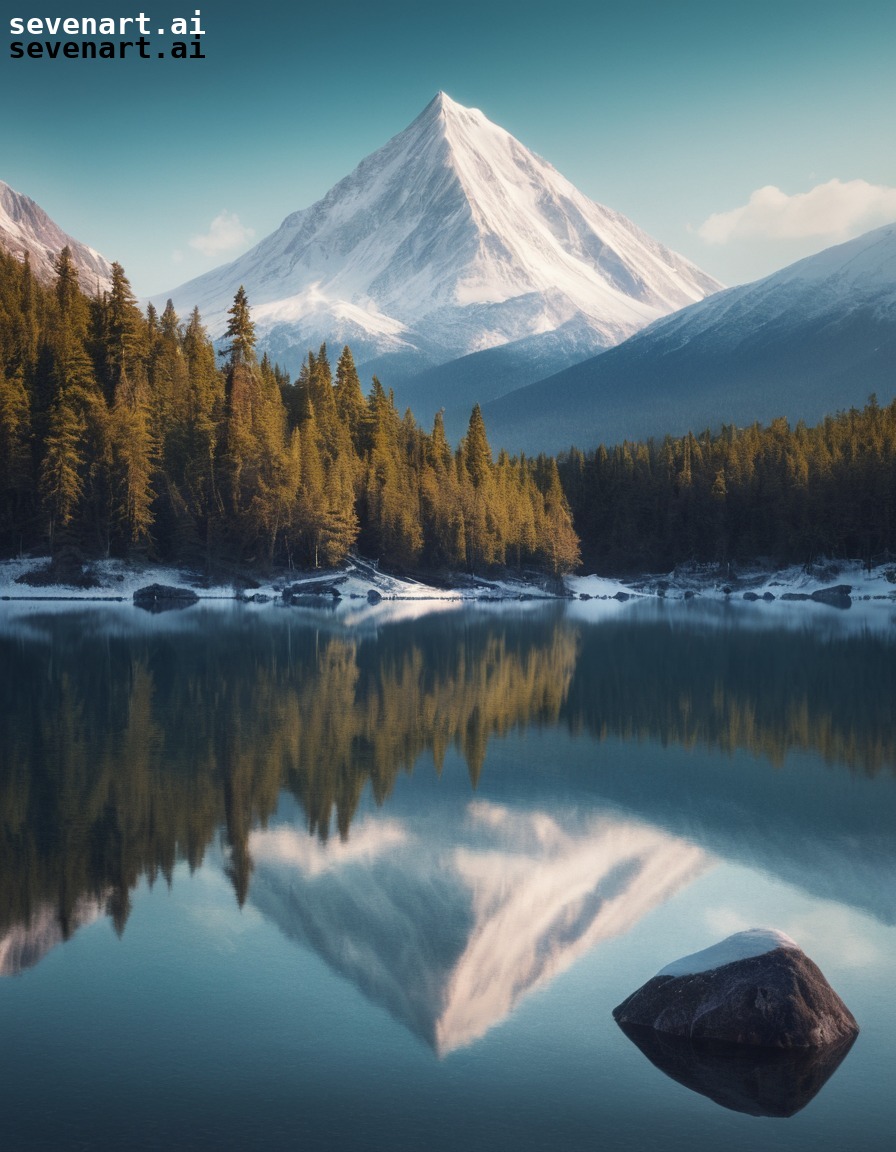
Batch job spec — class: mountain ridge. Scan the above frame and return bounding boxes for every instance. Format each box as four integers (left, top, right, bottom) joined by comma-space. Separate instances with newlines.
0, 179, 114, 295
476, 222, 896, 454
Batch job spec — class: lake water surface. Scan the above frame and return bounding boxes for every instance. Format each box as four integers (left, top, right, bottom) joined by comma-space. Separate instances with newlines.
1, 600, 894, 1151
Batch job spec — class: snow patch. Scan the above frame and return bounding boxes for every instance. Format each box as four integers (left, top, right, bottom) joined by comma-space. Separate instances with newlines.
656, 928, 800, 978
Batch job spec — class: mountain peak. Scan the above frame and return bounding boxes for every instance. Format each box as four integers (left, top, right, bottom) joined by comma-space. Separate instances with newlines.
413, 90, 490, 141
159, 97, 721, 380
428, 90, 471, 115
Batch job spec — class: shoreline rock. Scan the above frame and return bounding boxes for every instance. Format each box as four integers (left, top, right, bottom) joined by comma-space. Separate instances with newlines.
133, 584, 200, 613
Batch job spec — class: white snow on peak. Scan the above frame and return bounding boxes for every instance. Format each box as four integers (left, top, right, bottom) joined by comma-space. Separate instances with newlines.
158, 94, 722, 365
656, 928, 800, 978
0, 179, 114, 295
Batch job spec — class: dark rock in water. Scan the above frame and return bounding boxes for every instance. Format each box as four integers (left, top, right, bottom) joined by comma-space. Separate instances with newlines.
683, 590, 696, 600
811, 584, 852, 608
282, 576, 346, 604
781, 592, 811, 601
617, 1023, 856, 1117
612, 929, 858, 1049
743, 591, 760, 601
614, 591, 630, 602
367, 588, 383, 604
133, 584, 199, 612
762, 591, 775, 601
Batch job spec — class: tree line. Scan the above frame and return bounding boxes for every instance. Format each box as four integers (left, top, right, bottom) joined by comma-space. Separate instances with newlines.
559, 400, 896, 573
0, 248, 580, 575
3, 242, 894, 580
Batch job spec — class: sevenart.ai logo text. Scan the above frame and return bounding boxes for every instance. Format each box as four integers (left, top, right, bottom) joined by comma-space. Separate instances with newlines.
9, 9, 207, 60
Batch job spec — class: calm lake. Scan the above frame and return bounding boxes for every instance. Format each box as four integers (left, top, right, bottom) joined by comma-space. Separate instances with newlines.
1, 598, 894, 1151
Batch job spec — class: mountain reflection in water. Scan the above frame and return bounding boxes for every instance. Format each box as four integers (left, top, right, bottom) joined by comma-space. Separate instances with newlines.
0, 604, 894, 986
249, 804, 707, 1053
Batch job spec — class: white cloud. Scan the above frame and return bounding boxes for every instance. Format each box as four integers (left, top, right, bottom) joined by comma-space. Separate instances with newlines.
698, 179, 896, 245
188, 210, 255, 257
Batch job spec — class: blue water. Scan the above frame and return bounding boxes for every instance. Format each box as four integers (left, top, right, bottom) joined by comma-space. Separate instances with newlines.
0, 602, 893, 1151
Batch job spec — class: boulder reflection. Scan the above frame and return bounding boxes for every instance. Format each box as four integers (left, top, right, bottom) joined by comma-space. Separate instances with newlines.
617, 1022, 857, 1117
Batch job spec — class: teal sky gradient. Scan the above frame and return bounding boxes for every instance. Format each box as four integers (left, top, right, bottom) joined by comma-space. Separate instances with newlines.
2, 0, 894, 296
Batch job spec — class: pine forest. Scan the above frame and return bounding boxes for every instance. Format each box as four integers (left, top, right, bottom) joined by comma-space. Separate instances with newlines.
1, 245, 894, 580
0, 248, 580, 577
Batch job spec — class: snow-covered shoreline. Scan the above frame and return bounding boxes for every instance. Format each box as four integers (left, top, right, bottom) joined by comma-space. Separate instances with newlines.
1, 554, 894, 628
568, 558, 896, 605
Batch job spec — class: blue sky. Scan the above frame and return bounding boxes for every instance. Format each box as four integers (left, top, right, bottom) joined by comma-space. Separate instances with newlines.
3, 0, 894, 296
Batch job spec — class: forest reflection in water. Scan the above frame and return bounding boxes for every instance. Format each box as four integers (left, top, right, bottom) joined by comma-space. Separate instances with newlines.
0, 602, 894, 978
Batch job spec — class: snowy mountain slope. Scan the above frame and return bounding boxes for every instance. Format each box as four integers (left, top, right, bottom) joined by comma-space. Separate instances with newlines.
0, 180, 114, 295
157, 93, 721, 376
479, 223, 896, 454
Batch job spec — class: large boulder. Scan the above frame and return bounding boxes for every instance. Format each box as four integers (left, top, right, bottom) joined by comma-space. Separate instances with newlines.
811, 584, 852, 608
612, 929, 858, 1049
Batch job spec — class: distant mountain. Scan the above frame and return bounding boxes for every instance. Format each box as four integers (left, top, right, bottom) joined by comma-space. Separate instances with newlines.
157, 93, 721, 384
388, 314, 605, 430
0, 179, 114, 295
478, 223, 896, 455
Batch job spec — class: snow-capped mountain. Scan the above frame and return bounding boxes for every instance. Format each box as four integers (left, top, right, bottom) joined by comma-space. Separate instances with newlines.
0, 180, 114, 294
480, 222, 896, 454
158, 93, 721, 379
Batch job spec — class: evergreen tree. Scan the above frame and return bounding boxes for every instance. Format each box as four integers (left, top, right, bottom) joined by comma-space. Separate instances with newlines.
458, 405, 502, 570
363, 379, 422, 567
334, 344, 369, 456
0, 367, 33, 548
222, 286, 255, 367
